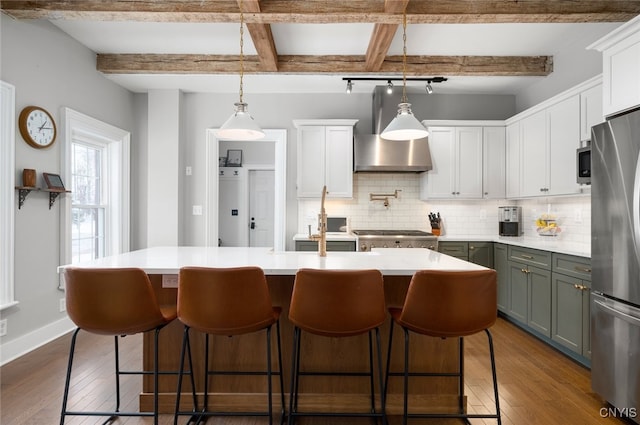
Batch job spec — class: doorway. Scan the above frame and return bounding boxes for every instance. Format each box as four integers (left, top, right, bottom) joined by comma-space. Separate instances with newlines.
205, 129, 287, 250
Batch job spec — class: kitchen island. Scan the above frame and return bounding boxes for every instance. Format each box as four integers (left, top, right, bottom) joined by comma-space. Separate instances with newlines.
59, 246, 488, 415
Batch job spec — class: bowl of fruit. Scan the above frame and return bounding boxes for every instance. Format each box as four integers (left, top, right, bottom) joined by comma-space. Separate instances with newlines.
535, 214, 561, 236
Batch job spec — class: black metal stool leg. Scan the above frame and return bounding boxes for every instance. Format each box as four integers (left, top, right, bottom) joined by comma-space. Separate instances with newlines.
384, 321, 395, 400
267, 325, 273, 425
368, 330, 376, 413
287, 326, 301, 425
174, 326, 189, 425
375, 327, 388, 425
486, 329, 502, 425
114, 335, 121, 413
60, 328, 81, 425
276, 319, 285, 424
403, 328, 410, 425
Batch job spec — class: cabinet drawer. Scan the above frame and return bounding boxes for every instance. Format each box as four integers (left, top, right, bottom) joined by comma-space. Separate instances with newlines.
552, 253, 591, 281
295, 240, 356, 252
438, 242, 469, 258
509, 246, 551, 269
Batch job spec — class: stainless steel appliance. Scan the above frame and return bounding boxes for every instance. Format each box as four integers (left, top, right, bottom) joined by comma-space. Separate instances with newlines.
591, 107, 640, 424
498, 206, 522, 236
352, 229, 438, 251
577, 144, 591, 185
353, 87, 433, 173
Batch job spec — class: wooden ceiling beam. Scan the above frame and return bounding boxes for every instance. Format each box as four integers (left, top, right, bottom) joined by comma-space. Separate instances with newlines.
364, 0, 409, 72
240, 0, 278, 72
96, 53, 553, 77
2, 0, 639, 23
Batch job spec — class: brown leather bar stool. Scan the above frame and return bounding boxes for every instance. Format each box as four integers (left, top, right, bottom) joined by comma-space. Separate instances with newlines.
60, 267, 178, 425
384, 269, 501, 425
288, 268, 387, 425
174, 266, 284, 425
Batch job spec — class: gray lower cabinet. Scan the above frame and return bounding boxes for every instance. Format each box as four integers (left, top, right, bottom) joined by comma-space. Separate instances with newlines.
494, 243, 509, 312
551, 253, 592, 359
294, 240, 356, 252
468, 242, 494, 268
507, 246, 552, 338
498, 245, 591, 365
438, 241, 469, 260
438, 241, 494, 268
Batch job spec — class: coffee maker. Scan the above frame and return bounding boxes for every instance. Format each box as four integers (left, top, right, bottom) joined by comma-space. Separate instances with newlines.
499, 206, 523, 236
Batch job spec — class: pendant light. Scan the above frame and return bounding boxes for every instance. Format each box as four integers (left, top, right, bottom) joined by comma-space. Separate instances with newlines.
381, 9, 429, 141
216, 0, 265, 141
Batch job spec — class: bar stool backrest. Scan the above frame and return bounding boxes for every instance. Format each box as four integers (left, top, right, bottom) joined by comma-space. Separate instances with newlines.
178, 266, 276, 335
63, 267, 172, 335
398, 269, 497, 337
290, 268, 386, 337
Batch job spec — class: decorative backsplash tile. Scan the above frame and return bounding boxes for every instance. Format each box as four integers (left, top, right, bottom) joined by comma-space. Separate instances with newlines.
297, 173, 591, 250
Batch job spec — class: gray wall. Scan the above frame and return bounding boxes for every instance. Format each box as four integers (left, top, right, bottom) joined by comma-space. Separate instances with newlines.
1, 16, 136, 348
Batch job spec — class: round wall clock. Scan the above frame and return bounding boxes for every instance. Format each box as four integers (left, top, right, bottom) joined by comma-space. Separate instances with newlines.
18, 106, 57, 149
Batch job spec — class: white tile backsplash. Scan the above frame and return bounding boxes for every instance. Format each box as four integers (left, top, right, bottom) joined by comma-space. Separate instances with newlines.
297, 174, 591, 251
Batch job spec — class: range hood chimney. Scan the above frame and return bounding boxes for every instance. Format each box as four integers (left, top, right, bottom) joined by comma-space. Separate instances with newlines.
354, 86, 432, 173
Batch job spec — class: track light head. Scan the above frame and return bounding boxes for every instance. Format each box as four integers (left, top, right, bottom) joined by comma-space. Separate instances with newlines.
425, 83, 433, 94
386, 80, 393, 94
346, 80, 353, 94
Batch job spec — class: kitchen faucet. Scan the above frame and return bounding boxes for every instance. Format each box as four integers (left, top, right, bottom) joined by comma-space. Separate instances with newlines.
308, 185, 327, 257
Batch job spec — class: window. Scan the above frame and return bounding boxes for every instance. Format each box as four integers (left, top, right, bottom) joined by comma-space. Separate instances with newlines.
71, 141, 106, 263
1, 81, 16, 310
60, 109, 130, 275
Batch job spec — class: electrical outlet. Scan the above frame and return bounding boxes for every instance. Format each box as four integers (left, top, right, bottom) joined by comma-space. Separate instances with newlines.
59, 298, 66, 312
192, 205, 203, 216
185, 166, 192, 176
0, 319, 7, 337
574, 208, 583, 224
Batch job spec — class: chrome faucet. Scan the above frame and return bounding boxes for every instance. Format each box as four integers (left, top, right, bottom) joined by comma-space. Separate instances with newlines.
308, 185, 327, 257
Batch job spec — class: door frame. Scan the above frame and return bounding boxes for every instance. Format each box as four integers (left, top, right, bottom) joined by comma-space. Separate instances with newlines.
205, 129, 287, 251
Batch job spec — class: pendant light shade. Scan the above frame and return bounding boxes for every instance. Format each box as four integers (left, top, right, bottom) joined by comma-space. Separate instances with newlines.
215, 0, 264, 141
380, 7, 429, 141
217, 102, 265, 140
381, 103, 429, 140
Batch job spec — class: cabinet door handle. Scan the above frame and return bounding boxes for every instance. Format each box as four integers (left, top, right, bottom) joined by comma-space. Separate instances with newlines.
520, 254, 534, 259
469, 246, 475, 250
574, 266, 591, 273
521, 268, 528, 274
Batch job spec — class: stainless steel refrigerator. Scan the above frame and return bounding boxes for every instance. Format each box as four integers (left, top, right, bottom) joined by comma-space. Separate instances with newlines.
591, 107, 640, 424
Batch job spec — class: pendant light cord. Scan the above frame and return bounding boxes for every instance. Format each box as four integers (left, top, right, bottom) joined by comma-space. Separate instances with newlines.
401, 9, 407, 104
239, 0, 244, 104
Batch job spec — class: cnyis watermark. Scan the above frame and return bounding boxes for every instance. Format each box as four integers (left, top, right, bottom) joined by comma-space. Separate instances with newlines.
600, 407, 638, 419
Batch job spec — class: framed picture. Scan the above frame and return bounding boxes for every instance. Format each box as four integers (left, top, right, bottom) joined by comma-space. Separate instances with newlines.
226, 149, 243, 167
43, 172, 66, 190
219, 156, 227, 167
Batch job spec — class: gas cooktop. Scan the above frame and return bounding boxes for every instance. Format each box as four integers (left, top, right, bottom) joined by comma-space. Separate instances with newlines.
351, 229, 435, 237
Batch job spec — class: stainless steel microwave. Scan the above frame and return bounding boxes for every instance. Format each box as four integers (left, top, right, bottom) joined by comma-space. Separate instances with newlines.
577, 146, 591, 185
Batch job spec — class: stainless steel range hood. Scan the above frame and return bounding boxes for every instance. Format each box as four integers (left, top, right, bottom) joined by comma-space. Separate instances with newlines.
354, 86, 432, 173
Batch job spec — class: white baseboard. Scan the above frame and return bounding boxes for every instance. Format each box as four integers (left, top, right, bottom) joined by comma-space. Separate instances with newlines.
0, 316, 75, 366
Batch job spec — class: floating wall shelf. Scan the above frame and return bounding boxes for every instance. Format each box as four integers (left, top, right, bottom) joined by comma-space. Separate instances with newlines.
15, 186, 71, 209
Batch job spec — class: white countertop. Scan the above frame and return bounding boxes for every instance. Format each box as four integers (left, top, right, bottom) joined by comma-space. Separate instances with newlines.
437, 235, 590, 258
58, 246, 486, 276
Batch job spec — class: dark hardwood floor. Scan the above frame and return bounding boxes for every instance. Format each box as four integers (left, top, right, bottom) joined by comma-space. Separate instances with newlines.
0, 317, 630, 424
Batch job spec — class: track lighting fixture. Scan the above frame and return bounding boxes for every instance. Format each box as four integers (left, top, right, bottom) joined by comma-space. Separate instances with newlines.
386, 80, 393, 94
346, 80, 353, 94
425, 83, 433, 94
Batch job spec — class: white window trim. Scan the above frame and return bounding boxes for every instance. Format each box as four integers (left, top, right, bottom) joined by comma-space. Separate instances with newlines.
1, 81, 17, 310
60, 108, 130, 284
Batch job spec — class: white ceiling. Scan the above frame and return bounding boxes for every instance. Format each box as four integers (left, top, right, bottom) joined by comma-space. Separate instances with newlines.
51, 20, 623, 95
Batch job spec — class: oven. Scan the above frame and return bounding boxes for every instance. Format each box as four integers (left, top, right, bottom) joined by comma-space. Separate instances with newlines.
352, 230, 438, 252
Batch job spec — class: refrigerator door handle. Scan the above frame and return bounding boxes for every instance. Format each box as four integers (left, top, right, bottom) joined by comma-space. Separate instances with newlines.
633, 150, 640, 259
594, 298, 640, 326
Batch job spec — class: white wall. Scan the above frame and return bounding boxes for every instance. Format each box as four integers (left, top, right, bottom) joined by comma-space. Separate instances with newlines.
0, 16, 136, 362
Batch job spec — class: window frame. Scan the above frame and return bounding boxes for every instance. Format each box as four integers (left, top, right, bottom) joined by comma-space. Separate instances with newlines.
1, 81, 17, 310
60, 108, 130, 286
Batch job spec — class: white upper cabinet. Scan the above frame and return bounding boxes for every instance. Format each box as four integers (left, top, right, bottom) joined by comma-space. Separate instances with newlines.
294, 119, 357, 198
517, 96, 581, 197
420, 126, 483, 200
547, 95, 580, 196
589, 15, 640, 117
519, 110, 548, 197
580, 84, 603, 141
506, 78, 598, 199
483, 126, 506, 199
505, 122, 521, 198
